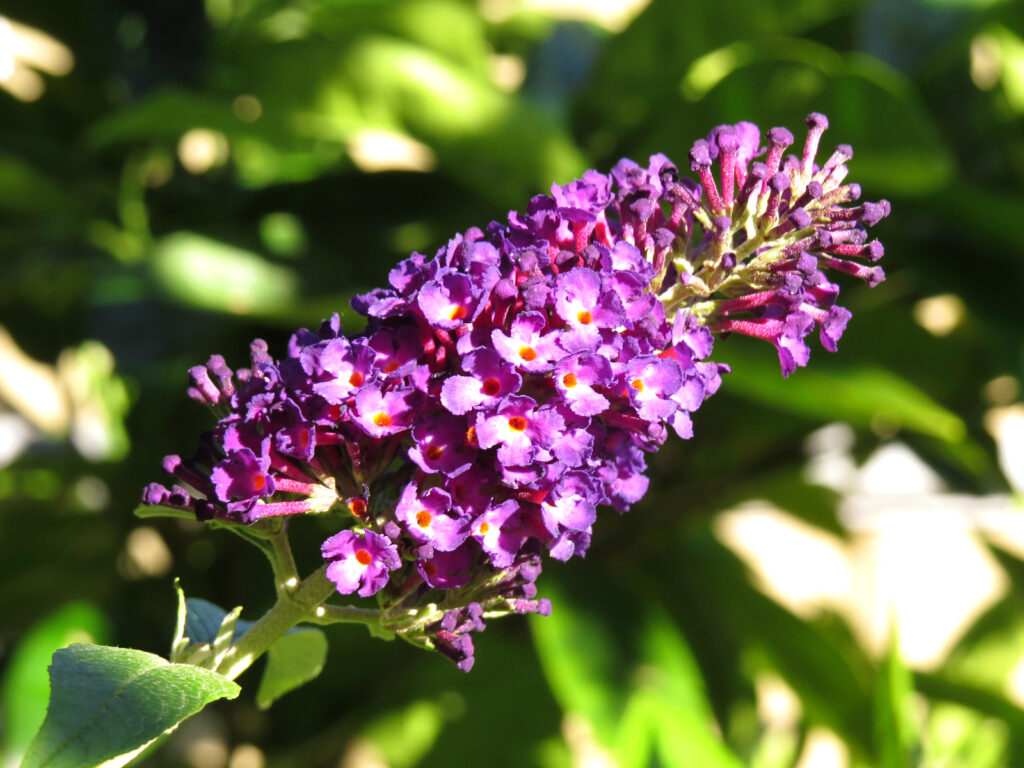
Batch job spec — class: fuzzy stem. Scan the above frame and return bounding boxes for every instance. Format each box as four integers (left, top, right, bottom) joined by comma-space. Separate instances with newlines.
215, 565, 339, 681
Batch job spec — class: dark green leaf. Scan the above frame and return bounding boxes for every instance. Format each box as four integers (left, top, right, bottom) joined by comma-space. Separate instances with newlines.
718, 348, 966, 443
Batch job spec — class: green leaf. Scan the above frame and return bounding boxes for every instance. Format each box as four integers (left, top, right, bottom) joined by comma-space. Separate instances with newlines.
255, 627, 327, 709
150, 232, 299, 318
718, 348, 966, 443
678, 41, 953, 197
1, 604, 109, 768
182, 598, 245, 647
640, 612, 746, 768
875, 635, 916, 768
530, 579, 624, 738
359, 698, 448, 768
20, 644, 240, 768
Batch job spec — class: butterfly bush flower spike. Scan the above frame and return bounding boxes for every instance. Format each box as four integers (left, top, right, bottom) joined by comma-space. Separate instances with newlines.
144, 113, 887, 670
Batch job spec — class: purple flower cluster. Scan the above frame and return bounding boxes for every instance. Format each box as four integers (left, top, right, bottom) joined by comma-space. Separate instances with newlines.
144, 114, 887, 670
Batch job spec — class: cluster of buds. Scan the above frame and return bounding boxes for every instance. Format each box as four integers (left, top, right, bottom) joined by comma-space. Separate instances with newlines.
144, 114, 888, 670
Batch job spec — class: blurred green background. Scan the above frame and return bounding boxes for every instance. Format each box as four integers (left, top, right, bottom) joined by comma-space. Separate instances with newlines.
1, 0, 1023, 766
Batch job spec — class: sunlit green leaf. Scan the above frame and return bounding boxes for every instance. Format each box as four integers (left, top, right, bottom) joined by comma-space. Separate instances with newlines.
874, 635, 916, 768
1, 604, 109, 768
20, 644, 239, 768
151, 232, 299, 317
641, 611, 746, 768
360, 698, 448, 768
530, 579, 624, 739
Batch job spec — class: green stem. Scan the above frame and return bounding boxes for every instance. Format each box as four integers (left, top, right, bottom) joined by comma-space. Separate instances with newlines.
305, 604, 381, 626
267, 524, 300, 598
214, 565, 338, 681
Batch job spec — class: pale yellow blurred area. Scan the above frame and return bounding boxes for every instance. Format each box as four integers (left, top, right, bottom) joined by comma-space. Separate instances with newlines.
0, 326, 130, 464
0, 16, 73, 102
478, 0, 651, 32
718, 421, 1024, 768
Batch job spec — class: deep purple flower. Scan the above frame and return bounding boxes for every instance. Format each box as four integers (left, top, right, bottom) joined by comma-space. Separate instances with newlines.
418, 543, 475, 589
322, 529, 401, 597
407, 412, 477, 477
211, 448, 274, 505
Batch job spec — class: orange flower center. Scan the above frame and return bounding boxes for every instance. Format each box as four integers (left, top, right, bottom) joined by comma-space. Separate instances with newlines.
577, 310, 593, 325
562, 372, 578, 388
482, 377, 502, 396
479, 521, 490, 534
348, 498, 367, 517
373, 412, 393, 427
631, 378, 645, 392
465, 426, 478, 447
508, 416, 528, 432
354, 549, 372, 566
518, 346, 537, 362
252, 473, 266, 491
384, 361, 400, 373
416, 510, 432, 528
450, 305, 468, 321
426, 444, 444, 461
349, 371, 364, 387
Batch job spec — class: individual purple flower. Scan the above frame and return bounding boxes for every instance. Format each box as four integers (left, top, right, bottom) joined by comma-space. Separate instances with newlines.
490, 312, 563, 373
396, 483, 470, 551
717, 313, 814, 377
308, 337, 376, 404
407, 413, 477, 477
554, 353, 613, 417
471, 499, 526, 568
210, 448, 274, 505
352, 384, 418, 437
475, 395, 564, 466
540, 470, 600, 535
368, 325, 422, 378
553, 267, 624, 351
418, 270, 484, 330
624, 356, 683, 422
440, 349, 522, 415
549, 528, 592, 562
417, 543, 475, 589
269, 398, 316, 462
321, 529, 400, 597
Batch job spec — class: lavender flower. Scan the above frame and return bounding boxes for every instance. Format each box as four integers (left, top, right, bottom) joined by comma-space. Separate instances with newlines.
144, 113, 887, 670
